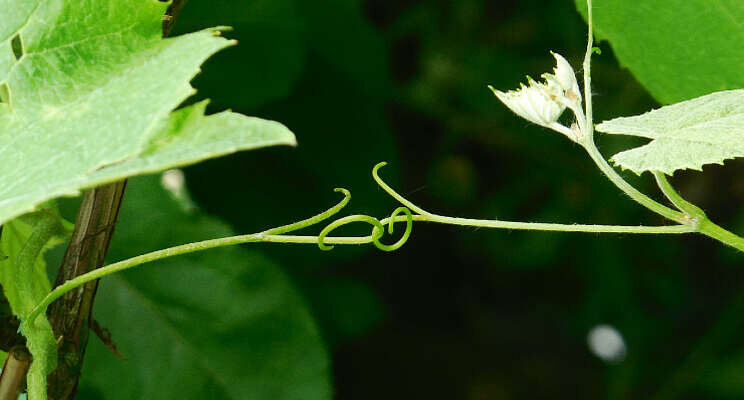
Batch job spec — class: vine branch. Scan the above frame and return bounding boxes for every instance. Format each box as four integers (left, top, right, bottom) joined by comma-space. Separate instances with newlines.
573, 0, 744, 252
26, 162, 695, 327
653, 172, 744, 251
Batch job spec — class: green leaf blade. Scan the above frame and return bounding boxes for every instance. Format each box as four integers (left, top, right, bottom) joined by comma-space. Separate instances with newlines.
0, 0, 42, 42
87, 101, 296, 184
597, 89, 744, 174
1, 1, 300, 397
575, 0, 744, 104
0, 0, 296, 227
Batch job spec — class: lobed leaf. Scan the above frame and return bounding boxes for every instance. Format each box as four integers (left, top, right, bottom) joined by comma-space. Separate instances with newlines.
0, 0, 296, 227
596, 90, 744, 174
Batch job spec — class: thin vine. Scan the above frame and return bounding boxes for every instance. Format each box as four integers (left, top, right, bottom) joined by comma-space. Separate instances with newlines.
26, 161, 694, 327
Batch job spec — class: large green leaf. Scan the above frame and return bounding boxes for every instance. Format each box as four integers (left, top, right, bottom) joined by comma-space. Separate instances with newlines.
77, 175, 331, 400
574, 0, 744, 104
0, 0, 296, 227
596, 90, 744, 174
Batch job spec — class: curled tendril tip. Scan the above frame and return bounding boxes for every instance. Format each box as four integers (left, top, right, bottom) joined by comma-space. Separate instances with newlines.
314, 163, 416, 252
372, 206, 413, 251
316, 206, 413, 252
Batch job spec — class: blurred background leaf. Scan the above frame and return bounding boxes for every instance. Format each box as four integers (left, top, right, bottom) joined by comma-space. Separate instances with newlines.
73, 175, 331, 400
575, 0, 744, 104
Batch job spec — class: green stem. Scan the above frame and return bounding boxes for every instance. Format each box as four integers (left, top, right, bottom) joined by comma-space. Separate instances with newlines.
582, 0, 594, 139
26, 158, 707, 328
14, 212, 61, 314
372, 162, 430, 216
263, 188, 352, 235
698, 219, 744, 252
577, 0, 686, 225
652, 172, 705, 219
583, 142, 686, 223
27, 199, 692, 326
24, 231, 365, 325
417, 214, 691, 234
653, 172, 744, 251
373, 161, 689, 234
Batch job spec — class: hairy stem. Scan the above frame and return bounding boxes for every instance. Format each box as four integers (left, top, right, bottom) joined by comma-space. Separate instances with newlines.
582, 0, 594, 139
577, 0, 686, 225
372, 162, 689, 235
653, 172, 744, 251
27, 217, 692, 326
653, 172, 705, 219
582, 142, 686, 223
26, 181, 693, 327
698, 219, 744, 252
418, 214, 691, 234
577, 0, 744, 252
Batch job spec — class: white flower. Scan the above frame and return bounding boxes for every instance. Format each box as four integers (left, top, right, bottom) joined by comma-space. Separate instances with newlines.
489, 82, 565, 128
490, 52, 582, 142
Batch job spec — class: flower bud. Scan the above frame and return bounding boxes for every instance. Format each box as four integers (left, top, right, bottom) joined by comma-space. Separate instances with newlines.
490, 52, 582, 142
550, 52, 580, 99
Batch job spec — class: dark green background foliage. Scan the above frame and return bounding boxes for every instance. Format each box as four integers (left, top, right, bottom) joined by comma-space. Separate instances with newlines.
62, 0, 744, 398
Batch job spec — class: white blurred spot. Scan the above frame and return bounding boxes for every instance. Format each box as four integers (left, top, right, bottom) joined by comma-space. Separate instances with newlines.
587, 324, 626, 363
161, 169, 185, 192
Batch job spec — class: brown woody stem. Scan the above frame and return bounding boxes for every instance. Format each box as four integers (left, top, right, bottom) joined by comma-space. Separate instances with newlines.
0, 346, 32, 400
45, 2, 188, 398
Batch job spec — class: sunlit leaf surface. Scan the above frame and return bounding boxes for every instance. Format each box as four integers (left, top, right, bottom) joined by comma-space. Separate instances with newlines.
0, 0, 295, 226
597, 90, 744, 174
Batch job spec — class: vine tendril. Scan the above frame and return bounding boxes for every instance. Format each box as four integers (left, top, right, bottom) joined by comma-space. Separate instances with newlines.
371, 207, 413, 252
28, 161, 692, 326
317, 215, 385, 251
372, 162, 430, 216
316, 206, 414, 252
263, 187, 351, 236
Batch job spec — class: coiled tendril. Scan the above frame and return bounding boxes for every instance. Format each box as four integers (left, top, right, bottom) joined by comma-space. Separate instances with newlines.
317, 206, 413, 252
28, 169, 417, 326
312, 163, 415, 252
